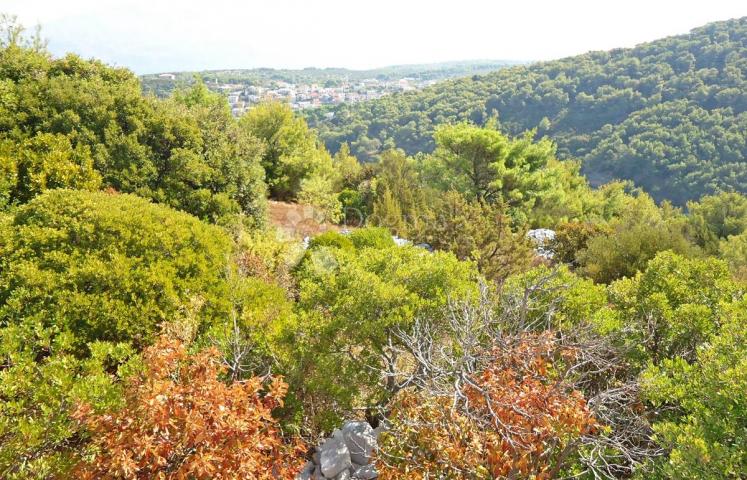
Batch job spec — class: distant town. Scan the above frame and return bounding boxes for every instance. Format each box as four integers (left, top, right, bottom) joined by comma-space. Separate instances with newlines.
183, 76, 437, 116
140, 61, 520, 116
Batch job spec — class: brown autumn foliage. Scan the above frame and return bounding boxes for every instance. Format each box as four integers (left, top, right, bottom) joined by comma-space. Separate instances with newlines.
377, 334, 598, 479
72, 337, 304, 480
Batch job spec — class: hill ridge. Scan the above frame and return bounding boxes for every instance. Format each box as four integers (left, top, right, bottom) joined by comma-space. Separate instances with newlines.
306, 16, 747, 204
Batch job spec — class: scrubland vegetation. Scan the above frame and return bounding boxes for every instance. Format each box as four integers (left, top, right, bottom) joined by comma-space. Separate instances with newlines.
0, 14, 745, 479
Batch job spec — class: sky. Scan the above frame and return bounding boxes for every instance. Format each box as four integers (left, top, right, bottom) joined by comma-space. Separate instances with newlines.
4, 0, 747, 74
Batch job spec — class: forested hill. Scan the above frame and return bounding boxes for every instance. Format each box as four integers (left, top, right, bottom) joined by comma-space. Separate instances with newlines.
305, 17, 747, 204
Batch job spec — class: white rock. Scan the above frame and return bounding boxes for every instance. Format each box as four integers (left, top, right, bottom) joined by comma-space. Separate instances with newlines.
341, 421, 377, 465
527, 228, 556, 259
335, 469, 352, 480
527, 228, 556, 243
319, 429, 352, 478
352, 464, 378, 479
392, 235, 411, 247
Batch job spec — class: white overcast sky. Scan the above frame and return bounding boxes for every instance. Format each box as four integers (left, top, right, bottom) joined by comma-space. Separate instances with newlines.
4, 0, 747, 74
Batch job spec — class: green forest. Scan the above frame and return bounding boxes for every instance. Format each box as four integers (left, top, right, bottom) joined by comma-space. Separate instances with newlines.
306, 17, 747, 204
0, 13, 746, 480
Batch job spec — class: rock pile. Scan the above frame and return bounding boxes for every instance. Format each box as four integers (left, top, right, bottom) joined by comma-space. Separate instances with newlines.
527, 228, 556, 259
297, 420, 382, 480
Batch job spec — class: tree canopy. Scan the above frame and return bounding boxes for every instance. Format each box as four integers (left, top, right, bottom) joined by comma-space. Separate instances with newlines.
0, 18, 267, 223
307, 17, 747, 204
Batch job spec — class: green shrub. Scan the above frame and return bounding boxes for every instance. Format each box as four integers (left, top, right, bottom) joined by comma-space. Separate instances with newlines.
308, 230, 354, 251
0, 189, 233, 351
289, 243, 478, 430
349, 226, 395, 249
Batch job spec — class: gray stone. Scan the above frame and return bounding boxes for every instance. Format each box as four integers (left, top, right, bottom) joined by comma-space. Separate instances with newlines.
527, 228, 556, 244
526, 228, 556, 259
392, 235, 411, 247
341, 421, 377, 465
352, 464, 378, 480
296, 461, 315, 480
335, 469, 352, 480
319, 429, 352, 478
415, 242, 433, 252
312, 465, 324, 480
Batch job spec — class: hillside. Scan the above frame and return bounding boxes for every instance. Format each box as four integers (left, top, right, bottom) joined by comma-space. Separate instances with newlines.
2, 13, 747, 479
306, 17, 747, 204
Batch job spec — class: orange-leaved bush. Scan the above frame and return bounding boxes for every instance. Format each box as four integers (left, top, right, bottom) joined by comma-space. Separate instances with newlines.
73, 336, 304, 479
378, 334, 598, 479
